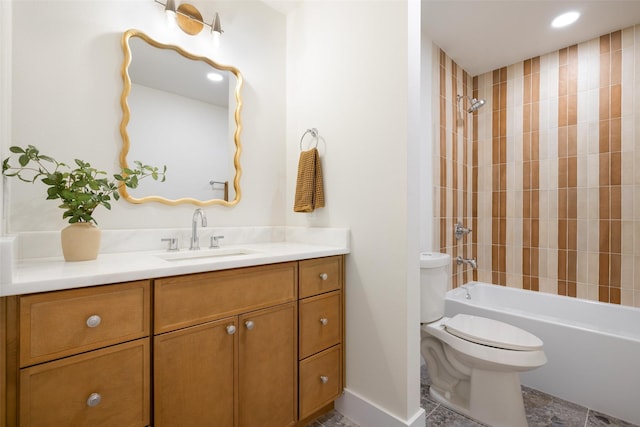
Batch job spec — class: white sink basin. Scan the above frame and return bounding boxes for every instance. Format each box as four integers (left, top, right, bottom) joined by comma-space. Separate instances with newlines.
156, 248, 256, 262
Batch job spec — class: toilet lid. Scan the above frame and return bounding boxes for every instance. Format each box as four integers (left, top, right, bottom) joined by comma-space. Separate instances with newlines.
444, 314, 543, 351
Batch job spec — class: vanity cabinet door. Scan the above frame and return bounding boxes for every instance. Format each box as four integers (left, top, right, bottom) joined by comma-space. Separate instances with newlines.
154, 318, 237, 427
239, 302, 297, 427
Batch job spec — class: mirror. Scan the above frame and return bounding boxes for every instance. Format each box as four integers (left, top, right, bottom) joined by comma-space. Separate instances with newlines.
119, 29, 243, 206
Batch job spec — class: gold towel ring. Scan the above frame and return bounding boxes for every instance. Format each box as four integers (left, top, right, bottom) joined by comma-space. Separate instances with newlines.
299, 128, 319, 151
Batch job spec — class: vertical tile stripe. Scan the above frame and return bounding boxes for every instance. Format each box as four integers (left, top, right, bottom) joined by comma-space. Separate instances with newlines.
491, 68, 508, 285
598, 32, 623, 304
463, 71, 470, 284
452, 62, 459, 288
523, 57, 541, 292
472, 76, 479, 282
439, 49, 447, 252
558, 46, 579, 297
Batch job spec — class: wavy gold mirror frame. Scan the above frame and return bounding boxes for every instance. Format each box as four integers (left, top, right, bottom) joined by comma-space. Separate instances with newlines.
119, 29, 243, 206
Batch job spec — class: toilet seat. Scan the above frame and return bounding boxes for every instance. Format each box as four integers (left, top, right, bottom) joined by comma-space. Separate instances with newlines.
444, 314, 543, 351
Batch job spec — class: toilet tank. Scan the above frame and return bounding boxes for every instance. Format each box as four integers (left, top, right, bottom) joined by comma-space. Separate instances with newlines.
420, 252, 451, 323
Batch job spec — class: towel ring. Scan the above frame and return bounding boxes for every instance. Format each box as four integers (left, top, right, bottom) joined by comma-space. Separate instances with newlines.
299, 128, 319, 151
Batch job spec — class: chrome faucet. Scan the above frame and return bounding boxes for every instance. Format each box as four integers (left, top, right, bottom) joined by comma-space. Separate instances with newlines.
456, 255, 477, 270
190, 208, 208, 250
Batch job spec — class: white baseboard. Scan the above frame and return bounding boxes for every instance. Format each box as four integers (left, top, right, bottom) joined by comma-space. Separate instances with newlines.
335, 388, 426, 427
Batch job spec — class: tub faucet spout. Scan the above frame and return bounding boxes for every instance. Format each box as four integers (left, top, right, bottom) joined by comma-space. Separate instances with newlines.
190, 208, 208, 250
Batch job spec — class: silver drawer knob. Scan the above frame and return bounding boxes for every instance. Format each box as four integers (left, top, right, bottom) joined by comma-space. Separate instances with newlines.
226, 325, 236, 335
319, 318, 328, 326
86, 315, 101, 328
86, 392, 102, 407
244, 320, 255, 330
320, 375, 329, 384
319, 273, 328, 281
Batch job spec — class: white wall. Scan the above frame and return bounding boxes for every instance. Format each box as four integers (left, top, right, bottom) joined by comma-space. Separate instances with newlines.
3, 0, 286, 231
285, 0, 424, 424
0, 0, 11, 234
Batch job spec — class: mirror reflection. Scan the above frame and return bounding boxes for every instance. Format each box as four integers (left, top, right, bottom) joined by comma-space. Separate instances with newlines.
119, 29, 243, 206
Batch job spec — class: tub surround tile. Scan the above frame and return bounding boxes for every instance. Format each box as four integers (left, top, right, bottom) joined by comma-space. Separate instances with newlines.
437, 26, 640, 308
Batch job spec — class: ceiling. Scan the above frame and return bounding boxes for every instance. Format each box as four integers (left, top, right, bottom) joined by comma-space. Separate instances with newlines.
421, 0, 640, 76
264, 1, 640, 77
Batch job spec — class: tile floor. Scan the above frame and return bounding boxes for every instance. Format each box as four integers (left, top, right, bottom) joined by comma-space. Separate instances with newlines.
306, 366, 638, 427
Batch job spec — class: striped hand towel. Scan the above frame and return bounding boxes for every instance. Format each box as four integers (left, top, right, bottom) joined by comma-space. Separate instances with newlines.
293, 148, 325, 212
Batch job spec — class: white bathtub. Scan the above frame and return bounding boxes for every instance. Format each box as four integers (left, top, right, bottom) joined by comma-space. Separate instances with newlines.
444, 281, 640, 425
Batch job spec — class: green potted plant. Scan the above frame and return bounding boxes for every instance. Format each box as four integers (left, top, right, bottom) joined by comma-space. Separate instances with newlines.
2, 145, 166, 261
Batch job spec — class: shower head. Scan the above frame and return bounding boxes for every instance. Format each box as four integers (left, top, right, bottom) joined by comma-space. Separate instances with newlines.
457, 95, 486, 113
468, 98, 485, 113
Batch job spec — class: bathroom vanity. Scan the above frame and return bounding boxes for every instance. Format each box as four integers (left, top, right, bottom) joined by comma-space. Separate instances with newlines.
0, 235, 347, 427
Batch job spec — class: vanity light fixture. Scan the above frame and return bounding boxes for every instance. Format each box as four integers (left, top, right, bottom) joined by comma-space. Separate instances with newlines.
154, 0, 223, 42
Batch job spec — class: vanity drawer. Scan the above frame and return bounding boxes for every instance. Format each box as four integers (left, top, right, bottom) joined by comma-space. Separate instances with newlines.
20, 338, 150, 427
19, 281, 150, 367
299, 256, 343, 298
299, 345, 342, 420
155, 262, 297, 333
299, 291, 341, 359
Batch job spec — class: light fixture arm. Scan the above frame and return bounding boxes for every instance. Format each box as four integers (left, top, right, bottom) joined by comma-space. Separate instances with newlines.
154, 0, 223, 36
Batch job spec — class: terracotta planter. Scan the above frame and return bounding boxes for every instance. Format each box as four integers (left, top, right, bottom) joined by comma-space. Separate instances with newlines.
60, 223, 102, 261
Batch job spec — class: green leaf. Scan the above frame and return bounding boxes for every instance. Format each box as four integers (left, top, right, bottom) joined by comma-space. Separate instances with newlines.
9, 146, 25, 153
18, 154, 30, 167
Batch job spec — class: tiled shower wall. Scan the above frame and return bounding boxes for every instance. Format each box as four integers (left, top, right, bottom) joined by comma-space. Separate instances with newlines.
434, 25, 640, 308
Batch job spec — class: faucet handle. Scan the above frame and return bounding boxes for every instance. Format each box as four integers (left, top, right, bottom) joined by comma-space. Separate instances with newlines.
161, 238, 179, 252
454, 222, 472, 240
210, 235, 225, 249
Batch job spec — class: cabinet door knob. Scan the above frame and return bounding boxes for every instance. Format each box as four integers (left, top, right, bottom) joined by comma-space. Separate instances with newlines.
244, 320, 255, 330
319, 317, 328, 326
86, 392, 102, 407
86, 315, 101, 328
319, 273, 328, 281
226, 325, 236, 335
320, 375, 329, 384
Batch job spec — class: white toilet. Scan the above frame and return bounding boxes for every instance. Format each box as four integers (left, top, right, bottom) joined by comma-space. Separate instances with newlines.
419, 252, 547, 427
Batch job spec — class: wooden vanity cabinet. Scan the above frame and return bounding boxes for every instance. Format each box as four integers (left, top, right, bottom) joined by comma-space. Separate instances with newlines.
153, 262, 298, 427
0, 255, 345, 427
8, 280, 151, 427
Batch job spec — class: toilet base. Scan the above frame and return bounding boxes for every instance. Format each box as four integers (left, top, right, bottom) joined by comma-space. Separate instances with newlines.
428, 368, 528, 427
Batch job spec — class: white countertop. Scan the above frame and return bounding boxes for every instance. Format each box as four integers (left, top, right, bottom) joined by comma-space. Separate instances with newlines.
1, 242, 348, 297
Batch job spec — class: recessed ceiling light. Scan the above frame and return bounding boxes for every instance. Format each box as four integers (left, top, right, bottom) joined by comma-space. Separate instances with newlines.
551, 11, 580, 28
207, 72, 223, 82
